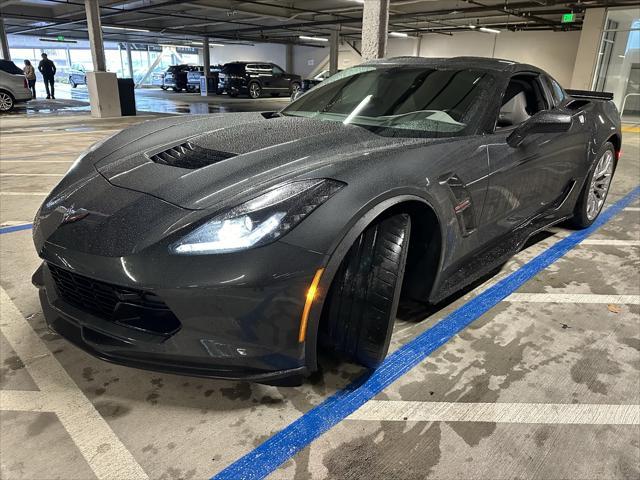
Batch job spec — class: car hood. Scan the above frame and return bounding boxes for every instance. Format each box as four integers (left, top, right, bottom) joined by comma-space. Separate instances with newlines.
92, 112, 427, 210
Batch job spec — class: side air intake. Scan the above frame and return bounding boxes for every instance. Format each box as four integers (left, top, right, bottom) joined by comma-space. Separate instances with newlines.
149, 142, 236, 169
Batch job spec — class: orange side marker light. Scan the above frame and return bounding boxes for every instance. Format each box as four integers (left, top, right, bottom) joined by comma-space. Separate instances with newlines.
298, 268, 324, 343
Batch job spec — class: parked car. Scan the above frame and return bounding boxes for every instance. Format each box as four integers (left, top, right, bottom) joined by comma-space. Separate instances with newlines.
186, 65, 223, 92
0, 59, 32, 112
218, 61, 301, 99
32, 57, 621, 384
293, 69, 339, 100
163, 64, 200, 92
151, 71, 166, 89
68, 64, 87, 88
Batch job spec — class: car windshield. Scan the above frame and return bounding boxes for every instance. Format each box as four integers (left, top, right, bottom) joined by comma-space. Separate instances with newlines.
281, 65, 494, 138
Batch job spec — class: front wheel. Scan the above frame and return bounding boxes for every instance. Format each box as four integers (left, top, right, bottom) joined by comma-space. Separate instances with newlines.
0, 91, 15, 112
322, 214, 411, 368
570, 142, 616, 228
248, 82, 261, 99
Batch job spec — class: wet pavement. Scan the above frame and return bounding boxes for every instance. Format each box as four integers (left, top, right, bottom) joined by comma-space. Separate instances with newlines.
8, 83, 291, 116
0, 110, 638, 479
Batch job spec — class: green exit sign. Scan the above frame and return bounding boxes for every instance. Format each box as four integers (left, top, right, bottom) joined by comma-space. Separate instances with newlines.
56, 35, 65, 41
562, 13, 576, 23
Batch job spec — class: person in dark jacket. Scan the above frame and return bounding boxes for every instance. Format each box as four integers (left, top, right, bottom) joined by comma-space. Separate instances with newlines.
38, 53, 57, 99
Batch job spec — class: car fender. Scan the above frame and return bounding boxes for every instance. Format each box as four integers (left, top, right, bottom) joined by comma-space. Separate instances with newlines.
301, 190, 447, 372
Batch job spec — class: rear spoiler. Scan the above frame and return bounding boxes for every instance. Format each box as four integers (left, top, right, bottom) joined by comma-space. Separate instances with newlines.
565, 89, 614, 101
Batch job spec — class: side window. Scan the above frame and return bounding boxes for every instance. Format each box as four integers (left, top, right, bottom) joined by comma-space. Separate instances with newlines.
272, 65, 285, 75
540, 75, 565, 107
497, 74, 549, 128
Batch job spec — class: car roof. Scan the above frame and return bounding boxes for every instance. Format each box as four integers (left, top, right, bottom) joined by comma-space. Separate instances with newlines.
363, 56, 543, 74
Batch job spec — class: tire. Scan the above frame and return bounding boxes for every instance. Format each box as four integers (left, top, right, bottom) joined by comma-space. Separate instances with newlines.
69, 78, 77, 88
0, 90, 15, 112
161, 86, 168, 91
229, 91, 239, 98
323, 214, 411, 368
248, 82, 261, 99
570, 142, 616, 229
172, 87, 181, 92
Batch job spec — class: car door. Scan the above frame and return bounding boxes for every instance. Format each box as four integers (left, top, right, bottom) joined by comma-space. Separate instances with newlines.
271, 64, 289, 90
479, 72, 586, 241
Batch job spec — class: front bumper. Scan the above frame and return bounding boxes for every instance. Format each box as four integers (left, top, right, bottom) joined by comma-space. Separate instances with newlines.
33, 240, 325, 384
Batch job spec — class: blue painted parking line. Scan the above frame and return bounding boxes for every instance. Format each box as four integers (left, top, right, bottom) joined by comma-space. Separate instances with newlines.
211, 185, 640, 480
0, 224, 33, 235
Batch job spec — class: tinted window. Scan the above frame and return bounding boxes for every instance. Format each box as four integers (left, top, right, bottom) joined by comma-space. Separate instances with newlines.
540, 75, 566, 106
272, 65, 285, 75
0, 60, 23, 75
282, 66, 493, 138
223, 63, 246, 75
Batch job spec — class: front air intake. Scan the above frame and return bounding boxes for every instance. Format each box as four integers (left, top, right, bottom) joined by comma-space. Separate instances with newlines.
149, 142, 236, 169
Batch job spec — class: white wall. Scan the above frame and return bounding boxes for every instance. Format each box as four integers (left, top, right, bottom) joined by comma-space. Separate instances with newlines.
384, 30, 581, 86
207, 43, 287, 68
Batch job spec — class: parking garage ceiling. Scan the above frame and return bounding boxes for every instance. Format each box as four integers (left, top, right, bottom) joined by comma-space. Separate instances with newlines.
2, 0, 640, 48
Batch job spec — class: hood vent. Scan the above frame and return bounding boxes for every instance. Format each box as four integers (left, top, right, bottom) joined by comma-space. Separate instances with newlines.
149, 142, 236, 169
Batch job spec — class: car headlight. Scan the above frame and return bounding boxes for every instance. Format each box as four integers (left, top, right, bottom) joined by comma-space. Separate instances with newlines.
170, 179, 345, 255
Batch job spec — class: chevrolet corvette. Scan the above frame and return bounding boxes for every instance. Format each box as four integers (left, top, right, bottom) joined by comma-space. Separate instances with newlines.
32, 57, 621, 384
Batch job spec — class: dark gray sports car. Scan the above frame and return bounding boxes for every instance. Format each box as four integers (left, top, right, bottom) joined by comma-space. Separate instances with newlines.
32, 57, 621, 384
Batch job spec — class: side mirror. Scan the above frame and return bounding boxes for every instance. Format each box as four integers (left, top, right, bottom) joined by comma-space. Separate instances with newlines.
507, 111, 572, 148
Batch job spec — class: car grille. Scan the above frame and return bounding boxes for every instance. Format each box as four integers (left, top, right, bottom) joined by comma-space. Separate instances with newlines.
148, 142, 236, 169
48, 263, 180, 335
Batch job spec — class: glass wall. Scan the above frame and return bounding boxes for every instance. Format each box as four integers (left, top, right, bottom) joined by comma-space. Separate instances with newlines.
593, 7, 640, 118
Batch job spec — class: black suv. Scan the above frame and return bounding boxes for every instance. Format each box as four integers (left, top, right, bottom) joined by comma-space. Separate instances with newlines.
218, 62, 301, 99
163, 65, 200, 92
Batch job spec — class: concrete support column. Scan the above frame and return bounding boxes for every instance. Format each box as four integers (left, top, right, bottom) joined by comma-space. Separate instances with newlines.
361, 0, 389, 61
285, 43, 293, 73
570, 8, 606, 90
202, 37, 211, 73
126, 42, 134, 78
414, 35, 422, 57
85, 0, 120, 117
201, 37, 215, 96
329, 30, 339, 74
84, 0, 106, 72
0, 17, 11, 61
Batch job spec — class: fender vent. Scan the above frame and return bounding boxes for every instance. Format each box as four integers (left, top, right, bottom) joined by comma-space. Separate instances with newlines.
149, 142, 236, 169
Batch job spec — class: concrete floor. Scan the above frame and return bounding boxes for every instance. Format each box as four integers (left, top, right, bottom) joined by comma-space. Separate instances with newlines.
0, 103, 639, 479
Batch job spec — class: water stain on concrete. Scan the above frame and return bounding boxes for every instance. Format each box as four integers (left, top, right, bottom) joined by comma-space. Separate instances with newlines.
323, 422, 443, 480
570, 348, 622, 395
26, 413, 56, 437
94, 401, 130, 418
220, 382, 252, 401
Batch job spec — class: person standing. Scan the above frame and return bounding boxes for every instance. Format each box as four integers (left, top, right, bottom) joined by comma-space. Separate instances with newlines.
23, 60, 36, 98
38, 53, 56, 99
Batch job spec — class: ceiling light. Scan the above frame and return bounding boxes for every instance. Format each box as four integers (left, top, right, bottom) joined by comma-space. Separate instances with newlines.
351, 0, 365, 3
479, 27, 501, 34
299, 35, 329, 42
103, 26, 150, 32
389, 32, 409, 38
468, 24, 476, 29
